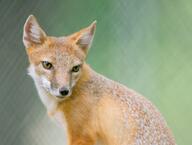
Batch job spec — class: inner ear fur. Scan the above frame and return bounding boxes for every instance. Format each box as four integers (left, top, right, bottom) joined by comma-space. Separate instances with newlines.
70, 21, 96, 54
23, 15, 47, 49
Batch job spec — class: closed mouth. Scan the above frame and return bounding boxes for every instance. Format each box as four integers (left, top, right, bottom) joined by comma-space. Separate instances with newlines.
56, 95, 66, 99
56, 92, 72, 100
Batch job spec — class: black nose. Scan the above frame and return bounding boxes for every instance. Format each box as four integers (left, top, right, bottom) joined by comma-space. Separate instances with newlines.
59, 87, 69, 96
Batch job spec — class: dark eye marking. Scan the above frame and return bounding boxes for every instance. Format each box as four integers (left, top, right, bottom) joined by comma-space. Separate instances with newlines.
41, 61, 53, 70
72, 64, 81, 73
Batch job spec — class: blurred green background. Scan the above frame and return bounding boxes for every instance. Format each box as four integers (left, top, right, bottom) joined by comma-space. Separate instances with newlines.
0, 0, 191, 145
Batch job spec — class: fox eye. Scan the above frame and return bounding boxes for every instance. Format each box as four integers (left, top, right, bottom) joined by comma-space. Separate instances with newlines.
72, 65, 81, 72
42, 61, 53, 70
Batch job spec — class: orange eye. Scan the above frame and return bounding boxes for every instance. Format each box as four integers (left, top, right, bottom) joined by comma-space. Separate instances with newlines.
42, 61, 53, 70
72, 65, 81, 72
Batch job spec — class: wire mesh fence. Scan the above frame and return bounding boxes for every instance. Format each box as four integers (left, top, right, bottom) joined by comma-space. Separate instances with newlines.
0, 0, 191, 145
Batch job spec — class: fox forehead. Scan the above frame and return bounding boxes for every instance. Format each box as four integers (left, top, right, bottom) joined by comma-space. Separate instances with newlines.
27, 36, 85, 65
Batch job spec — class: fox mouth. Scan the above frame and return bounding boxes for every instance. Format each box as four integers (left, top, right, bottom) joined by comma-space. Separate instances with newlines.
55, 95, 70, 100
56, 95, 65, 99
55, 91, 72, 99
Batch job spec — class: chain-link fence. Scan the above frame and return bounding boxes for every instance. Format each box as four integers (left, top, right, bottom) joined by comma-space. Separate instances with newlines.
0, 0, 191, 145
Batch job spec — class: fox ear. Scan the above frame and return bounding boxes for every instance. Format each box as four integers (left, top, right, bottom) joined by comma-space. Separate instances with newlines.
73, 21, 96, 54
23, 15, 47, 48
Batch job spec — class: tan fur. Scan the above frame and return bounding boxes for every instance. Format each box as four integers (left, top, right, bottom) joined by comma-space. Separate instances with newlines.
23, 15, 176, 145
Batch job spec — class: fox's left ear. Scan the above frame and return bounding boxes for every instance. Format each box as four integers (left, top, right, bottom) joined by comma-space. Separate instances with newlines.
23, 15, 47, 49
72, 21, 96, 54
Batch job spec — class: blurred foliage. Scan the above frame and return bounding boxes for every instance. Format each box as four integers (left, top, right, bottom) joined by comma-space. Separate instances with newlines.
0, 0, 191, 145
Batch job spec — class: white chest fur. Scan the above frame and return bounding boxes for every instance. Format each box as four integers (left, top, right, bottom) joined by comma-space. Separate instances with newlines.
49, 111, 66, 128
28, 65, 66, 127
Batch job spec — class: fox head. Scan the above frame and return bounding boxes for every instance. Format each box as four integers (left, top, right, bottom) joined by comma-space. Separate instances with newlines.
23, 15, 96, 100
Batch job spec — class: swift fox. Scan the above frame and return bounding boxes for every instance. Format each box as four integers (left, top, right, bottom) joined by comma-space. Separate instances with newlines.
23, 15, 176, 145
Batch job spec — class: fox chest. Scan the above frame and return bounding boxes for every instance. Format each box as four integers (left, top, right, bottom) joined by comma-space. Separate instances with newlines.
48, 111, 66, 128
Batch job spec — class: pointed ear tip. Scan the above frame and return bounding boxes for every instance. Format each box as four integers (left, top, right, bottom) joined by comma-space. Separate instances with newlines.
91, 20, 97, 26
93, 20, 97, 23
25, 14, 36, 23
24, 14, 38, 31
89, 20, 97, 32
28, 14, 35, 18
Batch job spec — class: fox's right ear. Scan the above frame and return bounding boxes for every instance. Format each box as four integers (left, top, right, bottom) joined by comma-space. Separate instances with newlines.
23, 15, 47, 48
